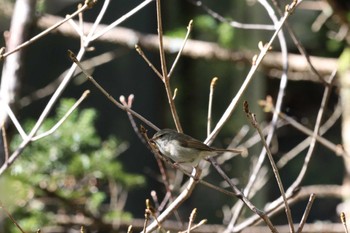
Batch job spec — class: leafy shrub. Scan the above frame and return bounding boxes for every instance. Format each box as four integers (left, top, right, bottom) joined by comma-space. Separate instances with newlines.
1, 99, 145, 232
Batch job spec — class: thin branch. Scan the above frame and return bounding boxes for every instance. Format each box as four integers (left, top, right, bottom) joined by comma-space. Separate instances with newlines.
31, 90, 90, 141
0, 201, 26, 233
3, 103, 27, 140
179, 219, 207, 233
143, 169, 199, 233
68, 17, 85, 41
19, 49, 124, 107
89, 0, 154, 41
286, 70, 336, 195
341, 212, 349, 233
209, 157, 278, 233
187, 208, 197, 233
78, 3, 85, 47
243, 101, 294, 233
1, 126, 9, 162
277, 111, 346, 156
205, 2, 298, 145
135, 44, 163, 79
68, 50, 159, 131
119, 94, 147, 145
85, 0, 111, 41
143, 207, 150, 233
269, 0, 329, 85
0, 1, 94, 59
296, 193, 316, 233
276, 101, 343, 168
207, 77, 218, 136
187, 0, 276, 30
168, 19, 193, 78
156, 0, 182, 132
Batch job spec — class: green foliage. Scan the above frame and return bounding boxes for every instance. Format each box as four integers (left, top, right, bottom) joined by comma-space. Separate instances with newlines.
165, 27, 187, 38
338, 47, 350, 74
217, 22, 235, 48
1, 99, 145, 232
195, 14, 218, 31
326, 38, 344, 53
192, 15, 235, 47
193, 14, 218, 42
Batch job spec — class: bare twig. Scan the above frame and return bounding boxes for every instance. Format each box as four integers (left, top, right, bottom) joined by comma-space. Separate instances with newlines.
119, 94, 146, 145
68, 50, 159, 131
205, 1, 298, 146
19, 49, 124, 107
89, 0, 154, 41
155, 0, 182, 132
269, 0, 329, 85
31, 90, 90, 141
0, 201, 26, 233
1, 126, 9, 162
135, 45, 163, 79
243, 101, 294, 233
187, 208, 197, 233
68, 16, 84, 42
187, 0, 276, 30
168, 19, 193, 78
274, 70, 336, 213
143, 207, 150, 233
127, 225, 133, 233
207, 77, 218, 136
146, 199, 162, 229
276, 101, 343, 168
3, 103, 27, 140
341, 212, 349, 233
296, 193, 316, 233
143, 169, 199, 233
179, 219, 207, 233
0, 1, 94, 59
277, 110, 346, 157
209, 157, 278, 233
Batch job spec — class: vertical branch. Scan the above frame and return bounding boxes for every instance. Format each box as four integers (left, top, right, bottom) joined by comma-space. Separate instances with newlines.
1, 126, 9, 162
207, 77, 218, 136
156, 0, 182, 132
0, 0, 36, 127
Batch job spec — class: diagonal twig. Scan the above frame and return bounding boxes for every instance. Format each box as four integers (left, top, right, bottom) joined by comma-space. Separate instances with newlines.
243, 101, 294, 233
